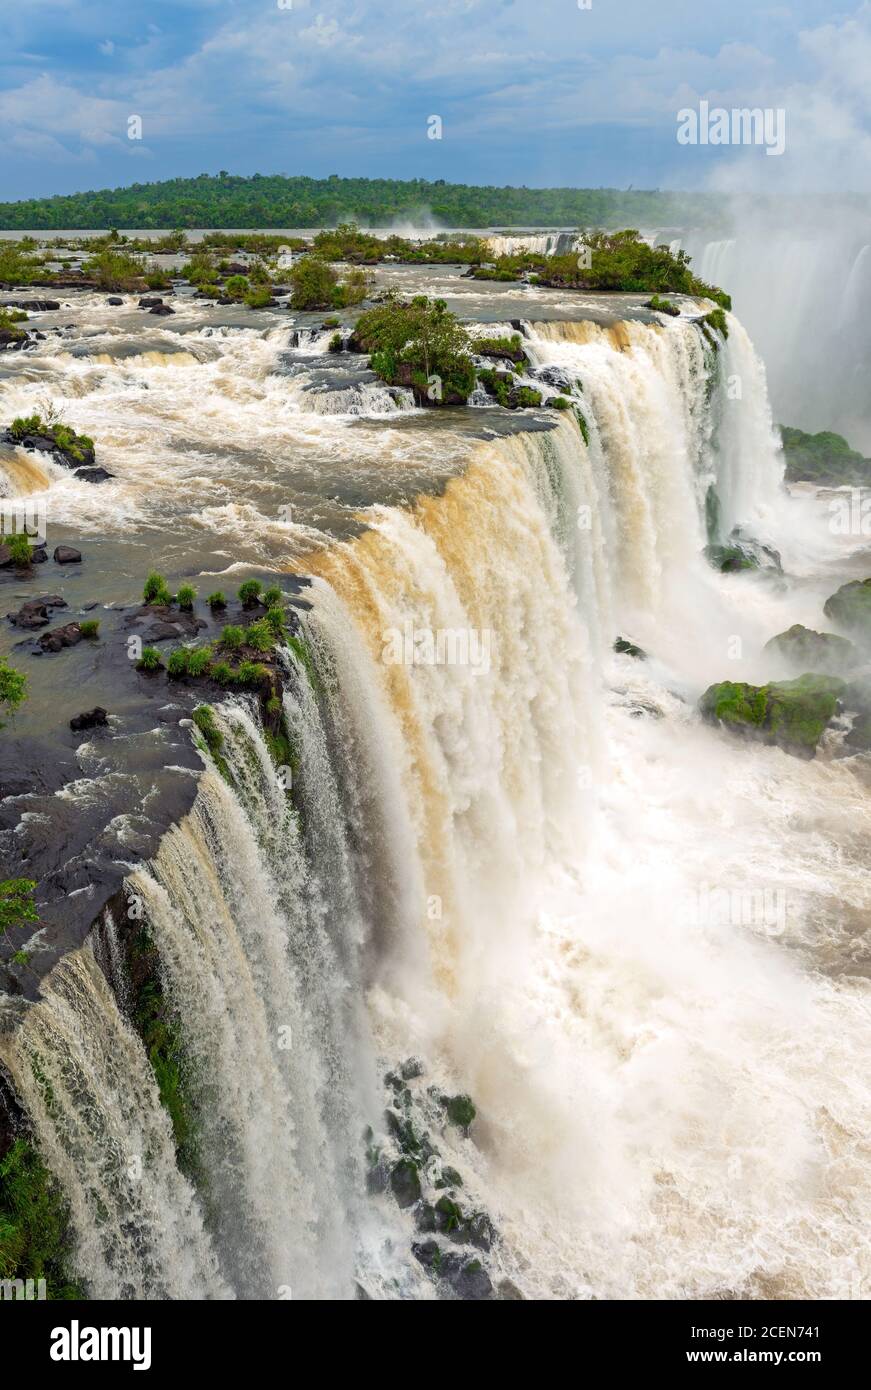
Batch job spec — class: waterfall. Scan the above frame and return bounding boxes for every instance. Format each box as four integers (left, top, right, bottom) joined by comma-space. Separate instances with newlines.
3, 310, 869, 1301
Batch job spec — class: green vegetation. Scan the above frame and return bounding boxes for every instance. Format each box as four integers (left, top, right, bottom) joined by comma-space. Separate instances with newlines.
79, 619, 100, 640
0, 175, 718, 232
142, 571, 172, 606
702, 307, 729, 339
0, 1138, 81, 1298
4, 532, 33, 567
0, 242, 41, 284
133, 958, 200, 1181
647, 295, 680, 316
10, 413, 94, 463
220, 624, 245, 651
245, 619, 275, 653
288, 257, 368, 310
244, 286, 273, 309
328, 332, 343, 353
443, 1094, 477, 1129
223, 274, 249, 301
779, 425, 870, 485
472, 332, 527, 363
0, 656, 27, 726
699, 673, 845, 757
823, 578, 871, 641
354, 295, 475, 405
550, 396, 571, 410
263, 585, 283, 608
0, 307, 28, 339
237, 579, 263, 608
136, 646, 163, 672
206, 591, 227, 609
81, 247, 146, 291
0, 878, 37, 934
176, 584, 197, 612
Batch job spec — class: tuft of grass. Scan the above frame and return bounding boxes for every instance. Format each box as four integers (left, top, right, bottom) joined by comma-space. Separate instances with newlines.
79, 619, 99, 640
136, 646, 163, 672
176, 584, 196, 612
238, 579, 263, 608
206, 591, 227, 609
143, 571, 172, 606
4, 532, 33, 566
220, 624, 244, 652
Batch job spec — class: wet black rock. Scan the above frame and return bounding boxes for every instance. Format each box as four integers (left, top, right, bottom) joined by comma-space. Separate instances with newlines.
7, 595, 67, 629
412, 1241, 494, 1300
390, 1158, 422, 1208
614, 636, 647, 659
149, 303, 175, 316
74, 467, 113, 484
107, 297, 123, 306
138, 296, 165, 308
37, 622, 83, 652
70, 707, 109, 733
125, 605, 208, 643
1, 299, 60, 311
53, 545, 82, 564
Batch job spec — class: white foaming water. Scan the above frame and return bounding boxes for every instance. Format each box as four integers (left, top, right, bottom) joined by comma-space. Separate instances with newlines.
3, 307, 869, 1301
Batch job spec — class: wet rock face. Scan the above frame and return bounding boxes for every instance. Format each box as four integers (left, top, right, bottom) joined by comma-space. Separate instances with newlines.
53, 546, 82, 565
765, 624, 856, 675
7, 596, 68, 629
699, 673, 845, 758
70, 707, 109, 732
37, 622, 84, 652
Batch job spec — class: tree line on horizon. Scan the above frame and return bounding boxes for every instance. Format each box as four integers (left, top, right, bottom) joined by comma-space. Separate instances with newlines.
0, 172, 718, 231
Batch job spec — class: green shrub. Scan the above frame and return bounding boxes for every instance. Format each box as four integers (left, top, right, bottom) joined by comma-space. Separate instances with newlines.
263, 586, 283, 608
223, 274, 250, 301
322, 316, 341, 329
143, 571, 172, 605
245, 619, 275, 653
0, 878, 37, 934
210, 660, 234, 686
238, 579, 263, 608
354, 295, 475, 404
244, 286, 273, 309
0, 656, 27, 725
289, 257, 339, 310
176, 584, 196, 612
646, 294, 680, 316
703, 307, 729, 339
220, 624, 245, 651
550, 396, 571, 410
0, 1138, 80, 1298
233, 660, 269, 689
206, 591, 227, 609
4, 532, 33, 566
79, 619, 100, 639
186, 645, 213, 677
166, 648, 191, 678
82, 247, 145, 290
265, 606, 286, 636
136, 646, 163, 672
328, 332, 343, 353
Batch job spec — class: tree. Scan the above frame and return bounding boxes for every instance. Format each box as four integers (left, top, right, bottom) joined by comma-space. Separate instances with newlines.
289, 257, 339, 309
0, 878, 38, 934
0, 655, 27, 726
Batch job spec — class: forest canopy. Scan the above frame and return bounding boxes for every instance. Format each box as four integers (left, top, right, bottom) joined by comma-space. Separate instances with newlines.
0, 173, 717, 231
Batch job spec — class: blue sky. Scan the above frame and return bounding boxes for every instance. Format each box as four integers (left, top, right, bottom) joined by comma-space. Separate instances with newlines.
0, 0, 869, 199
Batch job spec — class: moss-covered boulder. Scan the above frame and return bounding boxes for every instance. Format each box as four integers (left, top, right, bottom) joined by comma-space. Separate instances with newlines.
823, 579, 871, 642
699, 673, 845, 758
765, 624, 856, 675
705, 535, 782, 574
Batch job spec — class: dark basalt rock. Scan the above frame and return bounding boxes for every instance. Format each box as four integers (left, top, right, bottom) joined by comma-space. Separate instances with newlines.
149, 303, 175, 316
138, 296, 165, 308
74, 467, 113, 484
532, 364, 575, 394
70, 707, 109, 733
37, 622, 83, 652
53, 545, 82, 564
411, 1241, 494, 1300
1, 426, 97, 474
1, 299, 60, 311
699, 673, 845, 759
107, 297, 123, 306
823, 578, 871, 643
390, 1158, 422, 1208
614, 636, 647, 659
124, 605, 207, 643
7, 595, 67, 629
765, 624, 855, 675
